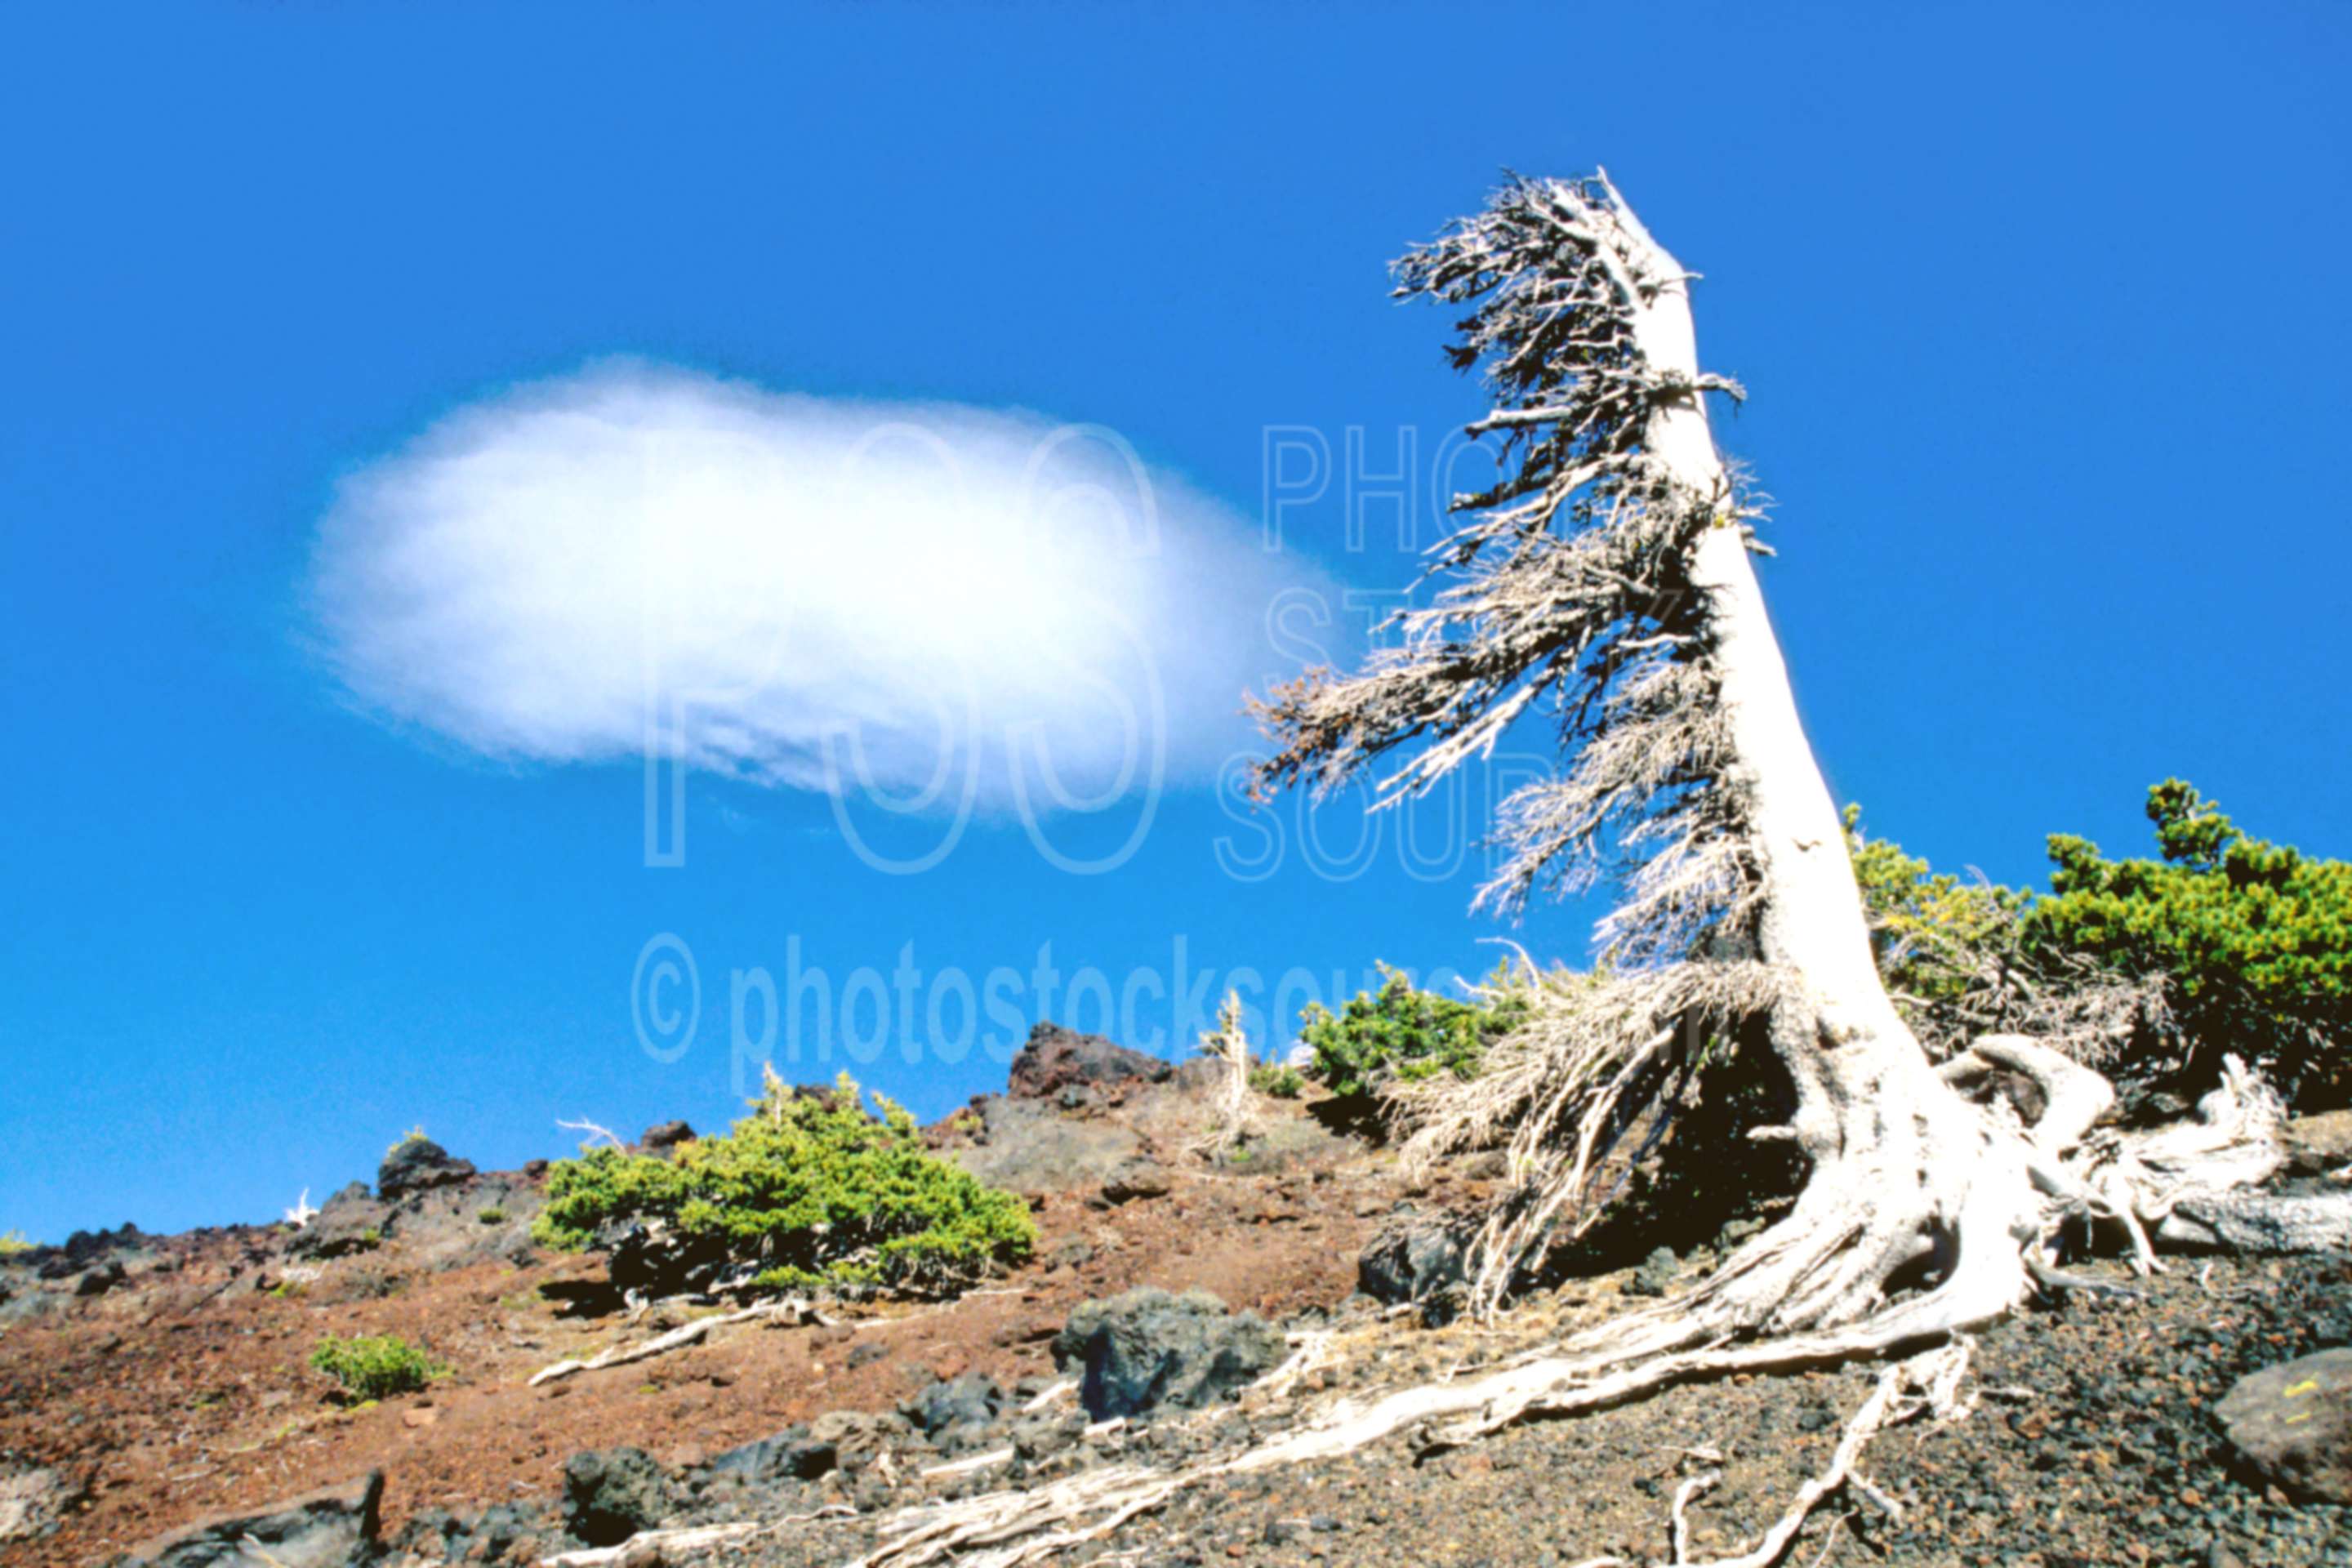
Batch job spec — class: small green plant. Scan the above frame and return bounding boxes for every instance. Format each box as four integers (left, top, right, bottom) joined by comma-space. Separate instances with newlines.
2032, 782, 2352, 1102
1248, 1062, 1305, 1099
385, 1125, 429, 1158
1298, 964, 1530, 1098
476, 1208, 506, 1225
0, 1231, 33, 1258
309, 1333, 447, 1400
1850, 782, 2352, 1107
533, 1069, 1036, 1298
1844, 803, 2028, 1009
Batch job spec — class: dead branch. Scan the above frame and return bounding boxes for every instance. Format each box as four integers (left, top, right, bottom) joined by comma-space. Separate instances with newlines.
528, 1298, 830, 1387
1664, 1343, 1967, 1568
556, 1117, 626, 1151
540, 1522, 760, 1568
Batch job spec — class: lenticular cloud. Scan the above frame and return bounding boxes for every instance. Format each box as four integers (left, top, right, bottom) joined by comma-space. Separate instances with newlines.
308, 363, 1313, 808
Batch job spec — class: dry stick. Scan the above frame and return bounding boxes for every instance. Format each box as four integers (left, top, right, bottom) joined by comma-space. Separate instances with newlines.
1019, 1379, 1077, 1414
555, 1117, 626, 1150
1670, 1471, 1721, 1564
1670, 1344, 1962, 1568
540, 1522, 760, 1568
528, 1298, 829, 1387
849, 1326, 1969, 1568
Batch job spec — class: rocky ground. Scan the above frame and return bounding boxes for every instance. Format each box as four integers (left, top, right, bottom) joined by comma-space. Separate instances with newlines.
3, 1027, 2350, 1568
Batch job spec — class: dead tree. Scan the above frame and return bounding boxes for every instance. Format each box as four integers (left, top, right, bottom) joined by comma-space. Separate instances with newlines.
1192, 991, 1265, 1162
837, 171, 2352, 1568
1253, 169, 2348, 1346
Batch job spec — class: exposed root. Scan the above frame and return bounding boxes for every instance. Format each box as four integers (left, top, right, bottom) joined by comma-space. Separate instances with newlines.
540, 1522, 761, 1567
1249, 1327, 1343, 1401
1396, 960, 1802, 1317
849, 1335, 1976, 1568
854, 1465, 1195, 1568
528, 1298, 829, 1386
841, 1049, 2300, 1568
1669, 1468, 1717, 1563
1656, 1343, 1971, 1568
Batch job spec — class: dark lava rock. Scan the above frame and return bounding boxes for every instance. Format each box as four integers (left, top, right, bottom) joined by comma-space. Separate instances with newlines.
562, 1447, 675, 1546
1099, 1161, 1174, 1205
710, 1425, 837, 1483
639, 1120, 697, 1156
35, 1223, 143, 1281
903, 1374, 1005, 1443
1012, 1412, 1086, 1462
287, 1184, 390, 1263
74, 1260, 127, 1297
1008, 1022, 1171, 1103
1356, 1206, 1472, 1309
2219, 1348, 2352, 1502
1624, 1245, 1682, 1298
805, 1410, 915, 1469
1052, 1287, 1287, 1421
122, 1471, 382, 1568
390, 1508, 464, 1561
945, 1095, 1144, 1196
377, 1137, 476, 1201
467, 1501, 548, 1561
392, 1499, 549, 1566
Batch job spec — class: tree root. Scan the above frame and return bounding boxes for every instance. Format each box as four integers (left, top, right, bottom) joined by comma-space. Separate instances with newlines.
541, 1521, 761, 1567
831, 1052, 2306, 1568
848, 1340, 1973, 1568
1651, 1343, 1971, 1568
528, 1298, 830, 1386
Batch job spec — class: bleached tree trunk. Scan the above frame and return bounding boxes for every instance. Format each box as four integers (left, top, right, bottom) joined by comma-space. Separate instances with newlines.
836, 172, 2352, 1568
1616, 207, 2038, 1339
1548, 185, 2328, 1355
1628, 205, 1907, 1056
1251, 171, 2332, 1346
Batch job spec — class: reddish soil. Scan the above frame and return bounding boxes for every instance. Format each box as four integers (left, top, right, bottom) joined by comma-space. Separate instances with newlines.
0, 1162, 1386, 1566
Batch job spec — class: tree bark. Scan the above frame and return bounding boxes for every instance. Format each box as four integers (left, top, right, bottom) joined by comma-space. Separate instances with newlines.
1606, 190, 2095, 1342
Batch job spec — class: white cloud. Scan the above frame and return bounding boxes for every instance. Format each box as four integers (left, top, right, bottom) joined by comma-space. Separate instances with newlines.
307, 362, 1321, 810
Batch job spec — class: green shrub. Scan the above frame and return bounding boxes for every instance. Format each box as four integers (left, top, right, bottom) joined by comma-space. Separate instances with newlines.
385, 1126, 429, 1158
309, 1334, 446, 1400
532, 1070, 1036, 1298
1850, 782, 2350, 1107
0, 1231, 32, 1258
1298, 964, 1529, 1098
476, 1208, 506, 1226
2029, 782, 2351, 1104
1844, 804, 2028, 1009
1248, 1062, 1305, 1099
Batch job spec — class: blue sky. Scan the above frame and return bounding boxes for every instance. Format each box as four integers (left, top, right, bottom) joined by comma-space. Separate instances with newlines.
3, 2, 2346, 1242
